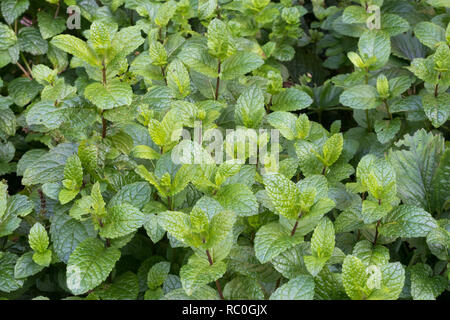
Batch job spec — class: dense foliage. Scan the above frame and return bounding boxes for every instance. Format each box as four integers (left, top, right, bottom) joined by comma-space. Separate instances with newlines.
0, 0, 449, 300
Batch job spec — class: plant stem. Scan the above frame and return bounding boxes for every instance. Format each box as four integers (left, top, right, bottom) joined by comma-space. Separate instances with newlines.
167, 196, 173, 210
215, 59, 221, 100
435, 73, 441, 98
383, 99, 392, 120
290, 211, 302, 236
21, 53, 33, 77
161, 65, 167, 85
364, 67, 372, 132
373, 219, 381, 245
16, 62, 32, 80
54, 0, 60, 18
101, 61, 107, 139
364, 110, 370, 132
206, 249, 224, 300
101, 112, 107, 138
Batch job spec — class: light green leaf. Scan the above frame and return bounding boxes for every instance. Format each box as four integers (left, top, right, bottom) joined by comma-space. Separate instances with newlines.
221, 51, 264, 80
339, 85, 379, 110
37, 11, 66, 39
358, 30, 391, 70
380, 205, 438, 239
147, 261, 170, 289
66, 238, 121, 295
84, 79, 133, 110
215, 183, 258, 217
28, 222, 49, 253
410, 263, 446, 300
167, 59, 190, 98
263, 173, 301, 220
271, 88, 313, 112
254, 222, 304, 263
99, 203, 145, 239
51, 34, 100, 67
270, 275, 315, 300
180, 256, 226, 295
414, 22, 445, 50
235, 85, 265, 128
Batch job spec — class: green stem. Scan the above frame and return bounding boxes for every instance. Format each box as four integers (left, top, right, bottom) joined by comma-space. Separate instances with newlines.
21, 53, 33, 76
383, 100, 392, 120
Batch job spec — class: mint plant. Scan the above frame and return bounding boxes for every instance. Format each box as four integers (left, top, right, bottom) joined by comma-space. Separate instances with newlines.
0, 0, 448, 301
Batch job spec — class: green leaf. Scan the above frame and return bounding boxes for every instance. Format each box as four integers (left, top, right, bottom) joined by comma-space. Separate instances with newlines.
18, 27, 48, 55
1, 0, 29, 25
158, 210, 191, 245
84, 79, 133, 110
358, 30, 391, 70
266, 111, 297, 140
342, 255, 368, 300
322, 133, 343, 166
271, 88, 313, 112
66, 238, 121, 295
215, 183, 258, 217
7, 77, 41, 107
207, 210, 236, 247
410, 263, 446, 300
32, 249, 52, 267
223, 276, 264, 300
254, 222, 304, 263
235, 85, 265, 129
178, 46, 218, 78
0, 252, 23, 293
37, 11, 66, 40
310, 217, 335, 259
380, 205, 437, 239
22, 143, 77, 186
339, 85, 378, 110
0, 182, 7, 220
422, 93, 449, 128
414, 22, 445, 50
207, 18, 230, 59
263, 173, 301, 220
50, 211, 96, 263
51, 34, 100, 67
221, 51, 264, 80
0, 107, 16, 137
148, 41, 167, 66
96, 272, 139, 300
388, 130, 448, 215
147, 261, 170, 289
154, 0, 177, 27
28, 222, 49, 253
14, 252, 44, 279
180, 256, 226, 295
374, 118, 401, 144
352, 240, 390, 267
166, 59, 190, 99
0, 23, 16, 51
426, 226, 449, 261
304, 256, 328, 277
270, 275, 315, 300
99, 203, 145, 239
